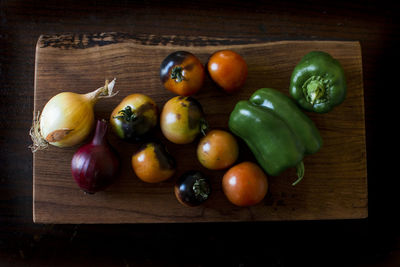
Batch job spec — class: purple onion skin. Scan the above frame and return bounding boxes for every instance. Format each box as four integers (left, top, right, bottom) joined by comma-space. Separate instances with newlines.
71, 120, 120, 194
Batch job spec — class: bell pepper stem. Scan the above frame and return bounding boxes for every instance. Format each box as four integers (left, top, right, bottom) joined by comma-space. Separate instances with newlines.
302, 76, 326, 105
292, 161, 305, 186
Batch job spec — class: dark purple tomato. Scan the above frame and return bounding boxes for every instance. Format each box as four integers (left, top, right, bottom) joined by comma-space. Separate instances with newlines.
160, 51, 205, 96
174, 171, 211, 207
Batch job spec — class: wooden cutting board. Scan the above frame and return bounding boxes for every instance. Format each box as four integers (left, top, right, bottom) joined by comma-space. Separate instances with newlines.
33, 33, 367, 223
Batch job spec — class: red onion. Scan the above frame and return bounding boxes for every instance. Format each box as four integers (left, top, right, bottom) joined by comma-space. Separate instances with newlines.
71, 120, 120, 194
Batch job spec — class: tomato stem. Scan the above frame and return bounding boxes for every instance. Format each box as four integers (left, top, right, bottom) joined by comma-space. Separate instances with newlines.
113, 106, 137, 122
200, 118, 209, 136
171, 66, 186, 83
193, 178, 211, 202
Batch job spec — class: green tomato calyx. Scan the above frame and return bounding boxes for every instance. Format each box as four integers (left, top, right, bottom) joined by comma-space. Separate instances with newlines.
171, 66, 186, 83
193, 178, 210, 201
114, 106, 137, 122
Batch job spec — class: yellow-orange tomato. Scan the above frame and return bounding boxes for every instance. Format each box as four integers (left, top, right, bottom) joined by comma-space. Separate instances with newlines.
222, 162, 268, 207
110, 94, 158, 141
160, 51, 205, 96
207, 50, 247, 93
197, 130, 239, 170
131, 142, 175, 183
160, 96, 207, 144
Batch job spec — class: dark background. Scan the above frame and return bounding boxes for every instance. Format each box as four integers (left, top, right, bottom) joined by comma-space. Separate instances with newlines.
0, 0, 399, 266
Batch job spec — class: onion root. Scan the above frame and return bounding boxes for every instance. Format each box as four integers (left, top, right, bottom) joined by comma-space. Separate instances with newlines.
29, 111, 48, 152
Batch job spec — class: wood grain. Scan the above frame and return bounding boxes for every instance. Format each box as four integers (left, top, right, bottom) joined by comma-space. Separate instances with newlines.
33, 33, 367, 223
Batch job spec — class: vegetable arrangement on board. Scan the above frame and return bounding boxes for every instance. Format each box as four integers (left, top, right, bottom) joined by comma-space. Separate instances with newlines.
30, 49, 346, 208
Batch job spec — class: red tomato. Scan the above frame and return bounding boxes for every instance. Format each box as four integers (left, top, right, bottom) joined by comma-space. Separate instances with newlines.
207, 50, 248, 93
222, 162, 268, 207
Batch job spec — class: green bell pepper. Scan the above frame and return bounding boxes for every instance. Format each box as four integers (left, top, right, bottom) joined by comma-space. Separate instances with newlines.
229, 88, 322, 185
250, 88, 322, 155
289, 51, 346, 113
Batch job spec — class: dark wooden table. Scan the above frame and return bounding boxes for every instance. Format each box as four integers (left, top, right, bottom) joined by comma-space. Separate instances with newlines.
1, 0, 399, 266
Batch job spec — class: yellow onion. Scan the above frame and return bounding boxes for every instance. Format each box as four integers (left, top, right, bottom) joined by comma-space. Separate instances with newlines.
30, 79, 117, 152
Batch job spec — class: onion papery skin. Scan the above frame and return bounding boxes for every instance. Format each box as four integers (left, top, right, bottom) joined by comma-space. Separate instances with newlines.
40, 92, 95, 147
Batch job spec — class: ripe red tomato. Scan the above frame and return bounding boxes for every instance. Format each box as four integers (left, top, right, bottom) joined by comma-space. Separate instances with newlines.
197, 129, 239, 170
222, 162, 268, 207
160, 51, 205, 96
207, 50, 248, 93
